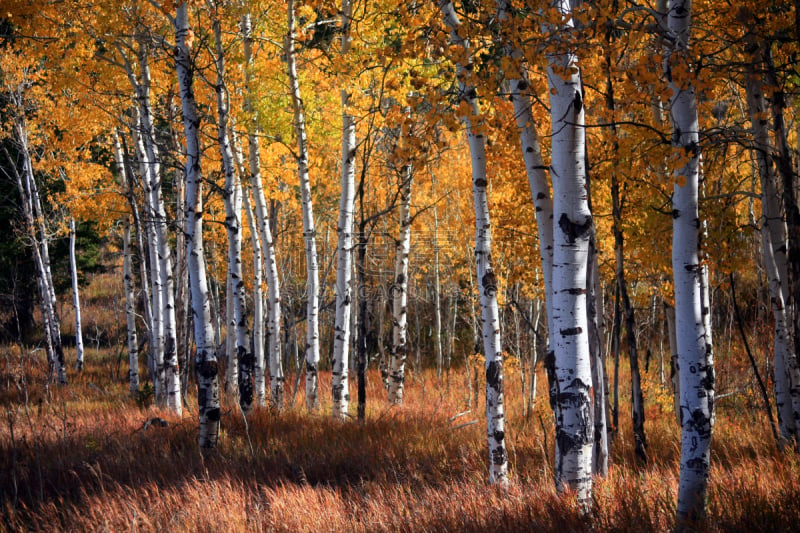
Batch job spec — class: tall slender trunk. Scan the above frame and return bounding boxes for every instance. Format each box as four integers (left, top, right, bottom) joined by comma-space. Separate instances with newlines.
284, 1, 322, 410
546, 0, 593, 506
176, 2, 219, 447
136, 37, 181, 414
239, 12, 283, 410
69, 218, 85, 372
440, 0, 508, 486
123, 219, 140, 394
388, 166, 412, 403
496, 0, 556, 408
115, 130, 140, 394
129, 115, 159, 383
431, 173, 444, 380
332, 0, 356, 419
745, 41, 800, 444
607, 54, 647, 461
667, 0, 714, 521
9, 92, 66, 385
212, 11, 252, 414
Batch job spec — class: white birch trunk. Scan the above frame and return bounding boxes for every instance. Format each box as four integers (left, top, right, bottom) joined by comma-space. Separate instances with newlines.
212, 13, 252, 413
388, 166, 412, 403
547, 0, 593, 505
115, 130, 140, 394
440, 0, 508, 486
244, 187, 266, 407
130, 111, 160, 386
332, 0, 356, 419
176, 3, 219, 447
285, 1, 322, 410
9, 93, 67, 385
135, 41, 180, 413
239, 12, 283, 410
123, 219, 140, 394
496, 0, 555, 357
69, 218, 85, 372
667, 0, 714, 521
745, 56, 800, 444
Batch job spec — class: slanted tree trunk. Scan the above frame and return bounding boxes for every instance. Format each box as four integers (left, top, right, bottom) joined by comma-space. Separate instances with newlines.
8, 91, 67, 385
285, 0, 322, 411
176, 2, 219, 447
496, 0, 555, 381
745, 42, 800, 445
211, 10, 252, 414
666, 0, 715, 521
69, 218, 85, 372
388, 166, 412, 404
441, 0, 508, 486
332, 0, 356, 419
546, 0, 593, 506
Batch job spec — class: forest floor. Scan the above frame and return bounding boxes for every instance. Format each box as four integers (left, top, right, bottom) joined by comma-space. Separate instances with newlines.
1, 340, 799, 532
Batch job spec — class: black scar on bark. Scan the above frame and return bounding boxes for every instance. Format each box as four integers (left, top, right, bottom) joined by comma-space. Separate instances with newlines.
474, 178, 487, 187
486, 360, 503, 394
206, 407, 221, 422
536, 192, 546, 200
517, 80, 527, 91
482, 270, 498, 296
685, 456, 709, 472
491, 444, 508, 466
573, 89, 583, 113
198, 359, 218, 379
306, 361, 318, 373
560, 326, 582, 336
566, 288, 586, 295
687, 408, 712, 440
558, 212, 592, 244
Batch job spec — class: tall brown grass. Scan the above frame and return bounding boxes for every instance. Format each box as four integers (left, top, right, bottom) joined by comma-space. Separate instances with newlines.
1, 341, 798, 532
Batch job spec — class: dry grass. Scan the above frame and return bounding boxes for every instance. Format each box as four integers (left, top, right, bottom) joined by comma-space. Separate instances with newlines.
1, 343, 798, 532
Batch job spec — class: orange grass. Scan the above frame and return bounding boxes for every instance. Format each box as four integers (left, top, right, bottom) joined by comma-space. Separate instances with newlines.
1, 344, 799, 532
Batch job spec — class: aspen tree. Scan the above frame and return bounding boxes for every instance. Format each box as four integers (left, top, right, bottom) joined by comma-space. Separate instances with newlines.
546, 0, 593, 506
210, 4, 252, 414
175, 2, 219, 447
388, 165, 412, 403
69, 217, 85, 372
332, 0, 357, 419
285, 0, 322, 410
439, 0, 508, 486
666, 0, 715, 521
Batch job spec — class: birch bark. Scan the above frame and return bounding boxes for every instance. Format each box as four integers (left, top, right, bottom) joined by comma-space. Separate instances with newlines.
69, 218, 85, 372
332, 0, 356, 419
666, 0, 714, 521
211, 9, 252, 414
9, 91, 67, 385
745, 45, 800, 444
546, 0, 593, 505
176, 2, 219, 447
388, 166, 412, 403
440, 0, 508, 486
123, 219, 140, 395
239, 11, 284, 410
285, 1, 322, 410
